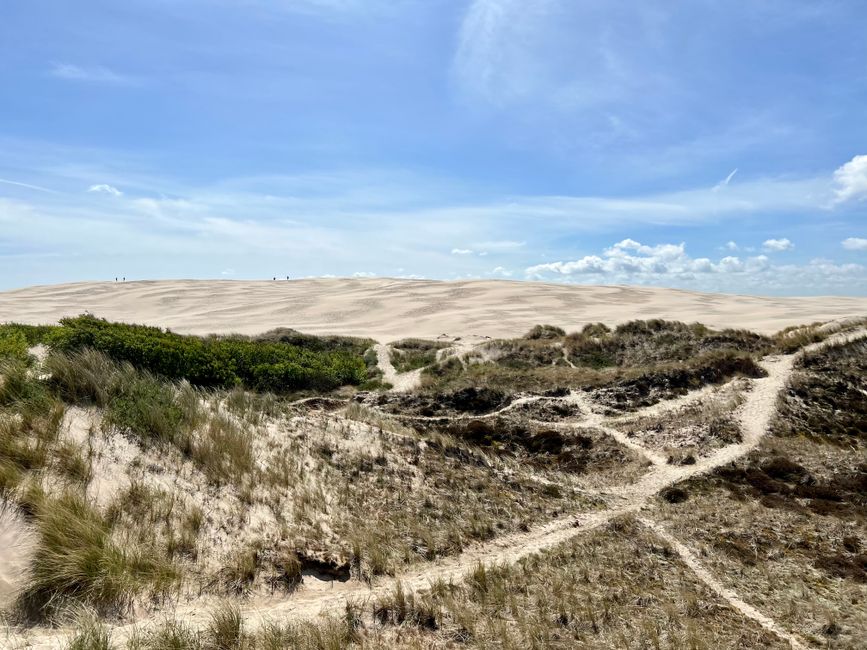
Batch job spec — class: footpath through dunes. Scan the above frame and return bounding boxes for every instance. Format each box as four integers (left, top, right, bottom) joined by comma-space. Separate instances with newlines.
14, 331, 863, 649
3, 279, 867, 340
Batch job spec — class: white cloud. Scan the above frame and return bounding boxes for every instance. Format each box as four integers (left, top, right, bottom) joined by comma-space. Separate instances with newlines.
833, 154, 867, 203
723, 241, 739, 251
451, 248, 474, 255
524, 239, 860, 294
220, 268, 235, 276
762, 238, 794, 252
490, 266, 512, 277
842, 237, 867, 251
50, 63, 133, 85
87, 184, 123, 197
352, 271, 376, 278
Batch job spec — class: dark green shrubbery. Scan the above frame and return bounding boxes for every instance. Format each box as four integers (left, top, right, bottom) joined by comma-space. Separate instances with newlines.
0, 323, 57, 347
46, 315, 367, 393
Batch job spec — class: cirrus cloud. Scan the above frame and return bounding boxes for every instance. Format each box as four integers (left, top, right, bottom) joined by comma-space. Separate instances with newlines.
87, 184, 123, 197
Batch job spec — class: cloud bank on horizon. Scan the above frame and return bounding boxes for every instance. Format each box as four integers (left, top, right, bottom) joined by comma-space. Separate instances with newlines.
0, 0, 865, 295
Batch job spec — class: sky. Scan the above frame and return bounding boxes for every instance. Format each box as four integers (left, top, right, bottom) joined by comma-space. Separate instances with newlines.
1, 0, 866, 295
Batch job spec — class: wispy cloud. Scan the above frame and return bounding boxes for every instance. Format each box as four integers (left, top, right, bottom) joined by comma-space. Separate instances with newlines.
87, 184, 123, 197
451, 248, 474, 255
0, 177, 58, 194
50, 63, 135, 85
713, 168, 738, 191
453, 0, 516, 103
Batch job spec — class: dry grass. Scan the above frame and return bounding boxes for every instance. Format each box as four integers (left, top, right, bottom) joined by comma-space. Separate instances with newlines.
389, 339, 450, 373
337, 517, 784, 648
647, 335, 867, 648
613, 382, 745, 461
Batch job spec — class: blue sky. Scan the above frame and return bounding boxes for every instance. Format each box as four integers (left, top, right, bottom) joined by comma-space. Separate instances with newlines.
1, 0, 866, 294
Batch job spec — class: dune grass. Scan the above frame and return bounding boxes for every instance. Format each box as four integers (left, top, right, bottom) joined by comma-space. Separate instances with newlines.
21, 491, 177, 618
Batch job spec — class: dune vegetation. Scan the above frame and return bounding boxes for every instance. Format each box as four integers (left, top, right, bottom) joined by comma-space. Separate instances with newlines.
0, 315, 863, 649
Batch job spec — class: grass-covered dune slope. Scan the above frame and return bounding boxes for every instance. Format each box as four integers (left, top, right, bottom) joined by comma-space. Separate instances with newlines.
0, 314, 864, 649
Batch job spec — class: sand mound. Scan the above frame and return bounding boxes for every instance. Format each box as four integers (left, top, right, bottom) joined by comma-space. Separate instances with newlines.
0, 500, 35, 611
1, 279, 865, 340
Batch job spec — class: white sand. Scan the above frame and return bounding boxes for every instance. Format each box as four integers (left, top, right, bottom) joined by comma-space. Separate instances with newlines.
1, 278, 865, 339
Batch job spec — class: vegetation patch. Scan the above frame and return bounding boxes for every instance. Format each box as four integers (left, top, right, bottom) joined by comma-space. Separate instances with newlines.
774, 337, 867, 443
389, 339, 449, 373
20, 492, 177, 618
47, 315, 368, 393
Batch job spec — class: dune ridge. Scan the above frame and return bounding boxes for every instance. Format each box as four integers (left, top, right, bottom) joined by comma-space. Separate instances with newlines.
1, 278, 865, 339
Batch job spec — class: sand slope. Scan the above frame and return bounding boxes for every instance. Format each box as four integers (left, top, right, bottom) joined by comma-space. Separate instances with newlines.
1, 278, 865, 340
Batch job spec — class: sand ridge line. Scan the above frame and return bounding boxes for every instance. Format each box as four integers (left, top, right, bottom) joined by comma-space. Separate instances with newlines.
3, 279, 866, 339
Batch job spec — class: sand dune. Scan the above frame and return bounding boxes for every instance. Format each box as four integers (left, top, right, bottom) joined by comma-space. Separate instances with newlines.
1, 278, 865, 340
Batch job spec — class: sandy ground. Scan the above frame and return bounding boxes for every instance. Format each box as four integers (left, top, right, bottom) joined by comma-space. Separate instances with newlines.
1, 279, 866, 339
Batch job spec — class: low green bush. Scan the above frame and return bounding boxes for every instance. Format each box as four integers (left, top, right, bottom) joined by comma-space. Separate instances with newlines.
0, 329, 29, 363
105, 375, 187, 447
47, 315, 367, 393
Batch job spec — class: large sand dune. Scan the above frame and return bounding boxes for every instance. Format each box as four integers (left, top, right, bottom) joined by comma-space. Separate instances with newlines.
1, 279, 865, 340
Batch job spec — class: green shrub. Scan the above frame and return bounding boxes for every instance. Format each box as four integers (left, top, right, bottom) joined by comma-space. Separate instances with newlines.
0, 329, 29, 363
0, 323, 57, 346
47, 316, 367, 393
105, 375, 187, 447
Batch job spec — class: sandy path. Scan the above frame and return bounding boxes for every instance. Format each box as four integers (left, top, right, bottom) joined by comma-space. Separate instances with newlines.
2, 279, 865, 340
374, 344, 423, 392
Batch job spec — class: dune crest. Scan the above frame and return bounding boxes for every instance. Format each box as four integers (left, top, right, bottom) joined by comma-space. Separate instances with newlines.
1, 279, 865, 339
